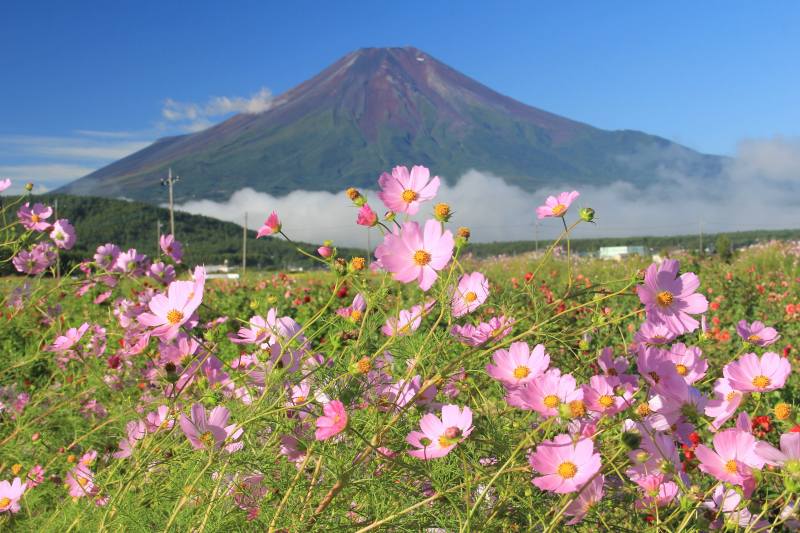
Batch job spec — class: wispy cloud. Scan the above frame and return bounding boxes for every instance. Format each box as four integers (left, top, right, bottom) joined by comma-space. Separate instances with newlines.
162, 87, 273, 132
173, 137, 800, 247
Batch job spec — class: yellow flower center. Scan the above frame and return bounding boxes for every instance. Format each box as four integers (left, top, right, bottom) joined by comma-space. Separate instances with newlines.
31, 214, 41, 223
0, 497, 10, 507
413, 250, 431, 266
513, 366, 530, 379
402, 189, 419, 203
166, 309, 184, 325
724, 459, 738, 474
356, 357, 372, 374
656, 291, 674, 307
775, 403, 791, 420
434, 203, 450, 218
199, 431, 216, 447
569, 400, 586, 418
551, 204, 567, 217
726, 391, 738, 401
598, 395, 615, 408
464, 291, 477, 303
752, 375, 771, 389
10, 464, 22, 476
557, 461, 578, 479
636, 403, 651, 417
675, 364, 688, 376
748, 335, 762, 343
543, 395, 560, 409
77, 476, 90, 488
350, 257, 366, 271
294, 396, 306, 404
350, 309, 362, 321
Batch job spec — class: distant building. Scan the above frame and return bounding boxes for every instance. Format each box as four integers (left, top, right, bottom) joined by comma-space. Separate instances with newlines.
206, 260, 240, 279
598, 245, 647, 260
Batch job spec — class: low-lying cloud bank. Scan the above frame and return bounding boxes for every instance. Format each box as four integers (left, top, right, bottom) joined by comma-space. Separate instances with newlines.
174, 137, 800, 248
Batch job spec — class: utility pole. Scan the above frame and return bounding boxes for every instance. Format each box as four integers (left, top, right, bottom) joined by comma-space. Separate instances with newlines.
157, 220, 162, 256
242, 212, 247, 276
534, 221, 539, 253
161, 167, 180, 237
699, 221, 704, 255
54, 198, 60, 279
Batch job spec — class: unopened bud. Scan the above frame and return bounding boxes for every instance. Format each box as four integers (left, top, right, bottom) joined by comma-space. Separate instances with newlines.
622, 431, 642, 450
384, 211, 396, 222
458, 227, 470, 240
346, 188, 363, 205
579, 207, 595, 222
317, 245, 333, 258
25, 182, 34, 191
334, 257, 347, 274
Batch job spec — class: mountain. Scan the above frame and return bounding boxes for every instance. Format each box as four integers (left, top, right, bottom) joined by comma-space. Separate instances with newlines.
58, 47, 724, 203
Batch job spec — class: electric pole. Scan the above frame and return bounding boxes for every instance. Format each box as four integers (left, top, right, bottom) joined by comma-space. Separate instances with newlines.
54, 198, 60, 279
157, 220, 162, 256
534, 221, 539, 253
699, 221, 704, 255
161, 168, 180, 237
242, 212, 247, 276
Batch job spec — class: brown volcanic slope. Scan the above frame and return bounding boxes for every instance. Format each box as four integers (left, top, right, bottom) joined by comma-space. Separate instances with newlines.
58, 47, 723, 203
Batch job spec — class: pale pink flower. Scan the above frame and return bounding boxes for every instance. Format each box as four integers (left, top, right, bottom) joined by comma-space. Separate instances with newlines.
637, 260, 708, 335
315, 400, 347, 440
50, 219, 76, 249
582, 375, 633, 416
374, 220, 454, 291
256, 211, 281, 238
0, 179, 10, 192
529, 434, 601, 493
407, 404, 473, 460
702, 485, 755, 529
113, 420, 147, 459
377, 165, 440, 215
536, 191, 579, 219
336, 293, 366, 321
451, 315, 515, 346
486, 342, 550, 388
633, 321, 678, 346
564, 474, 604, 524
736, 320, 779, 347
179, 403, 242, 452
0, 477, 26, 513
49, 323, 90, 352
145, 405, 174, 433
451, 272, 489, 318
666, 343, 708, 384
381, 300, 434, 336
755, 432, 800, 467
636, 346, 686, 393
705, 378, 744, 431
137, 266, 205, 341
723, 352, 791, 393
695, 428, 764, 487
17, 202, 53, 231
597, 347, 629, 377
356, 204, 378, 227
66, 463, 97, 498
506, 370, 582, 418
634, 475, 679, 509
159, 234, 183, 263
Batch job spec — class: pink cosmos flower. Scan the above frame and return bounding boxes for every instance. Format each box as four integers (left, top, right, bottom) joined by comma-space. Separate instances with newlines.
528, 434, 601, 493
113, 420, 147, 459
336, 293, 366, 321
634, 475, 679, 510
145, 405, 174, 433
536, 191, 579, 219
17, 202, 53, 231
374, 220, 454, 291
256, 211, 281, 238
702, 485, 755, 529
138, 266, 205, 341
12, 242, 56, 275
563, 474, 604, 524
159, 234, 183, 263
66, 462, 97, 499
451, 315, 515, 346
486, 341, 550, 388
0, 178, 10, 192
705, 378, 744, 431
736, 320, 779, 347
50, 219, 76, 249
179, 403, 242, 452
633, 321, 678, 346
755, 432, 800, 467
0, 477, 26, 513
407, 404, 473, 460
381, 300, 434, 336
695, 428, 764, 488
377, 165, 440, 215
636, 346, 685, 394
148, 261, 176, 285
723, 352, 791, 393
49, 323, 90, 352
315, 400, 347, 440
582, 375, 634, 416
356, 204, 378, 227
451, 272, 489, 318
666, 343, 708, 384
506, 370, 582, 418
94, 243, 121, 269
637, 260, 708, 335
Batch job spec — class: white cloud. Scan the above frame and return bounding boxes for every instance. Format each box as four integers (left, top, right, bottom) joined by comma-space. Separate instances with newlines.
0, 134, 150, 162
162, 87, 273, 132
173, 137, 800, 247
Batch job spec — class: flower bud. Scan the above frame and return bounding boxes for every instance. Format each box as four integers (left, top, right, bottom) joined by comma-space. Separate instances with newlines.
334, 257, 347, 274
622, 431, 642, 450
25, 182, 34, 191
346, 188, 365, 206
579, 207, 595, 222
356, 204, 378, 227
433, 203, 452, 222
317, 245, 333, 258
383, 210, 396, 222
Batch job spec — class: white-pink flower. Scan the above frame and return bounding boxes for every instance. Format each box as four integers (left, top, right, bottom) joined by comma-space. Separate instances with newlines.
377, 165, 440, 215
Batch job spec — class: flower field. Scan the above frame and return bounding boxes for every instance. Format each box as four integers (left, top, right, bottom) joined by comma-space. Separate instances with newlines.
1, 170, 799, 531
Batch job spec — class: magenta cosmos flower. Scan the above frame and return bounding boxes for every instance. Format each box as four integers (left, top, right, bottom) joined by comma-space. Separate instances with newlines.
377, 165, 440, 215
637, 260, 708, 335
374, 220, 454, 291
529, 434, 601, 493
159, 234, 183, 263
723, 352, 791, 393
486, 341, 550, 388
138, 266, 205, 341
17, 202, 53, 231
315, 400, 348, 440
179, 403, 242, 452
536, 191, 579, 219
356, 204, 378, 227
695, 428, 764, 487
256, 211, 281, 238
736, 320, 779, 347
407, 404, 473, 460
506, 370, 583, 418
451, 272, 489, 318
0, 477, 26, 514
50, 219, 76, 250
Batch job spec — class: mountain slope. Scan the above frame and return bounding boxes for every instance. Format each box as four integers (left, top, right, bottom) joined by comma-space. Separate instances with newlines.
58, 47, 724, 203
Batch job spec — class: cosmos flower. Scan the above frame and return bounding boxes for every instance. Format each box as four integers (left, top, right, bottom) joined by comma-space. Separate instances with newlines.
356, 204, 378, 227
637, 260, 708, 335
451, 272, 489, 318
486, 342, 550, 388
407, 404, 473, 460
377, 165, 440, 215
17, 202, 53, 231
666, 343, 708, 384
159, 234, 183, 263
381, 300, 435, 336
755, 432, 800, 467
705, 378, 744, 431
0, 178, 10, 192
179, 403, 242, 452
723, 352, 792, 393
49, 219, 76, 249
736, 320, 779, 347
138, 266, 205, 341
563, 474, 604, 524
506, 370, 583, 418
256, 211, 281, 238
582, 375, 634, 416
536, 191, 580, 219
374, 220, 454, 291
633, 321, 678, 346
0, 477, 26, 513
450, 315, 515, 346
315, 400, 348, 441
528, 434, 601, 493
695, 428, 764, 488
336, 293, 366, 321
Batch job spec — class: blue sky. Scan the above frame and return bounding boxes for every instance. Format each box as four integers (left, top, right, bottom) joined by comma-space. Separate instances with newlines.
1, 1, 799, 191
